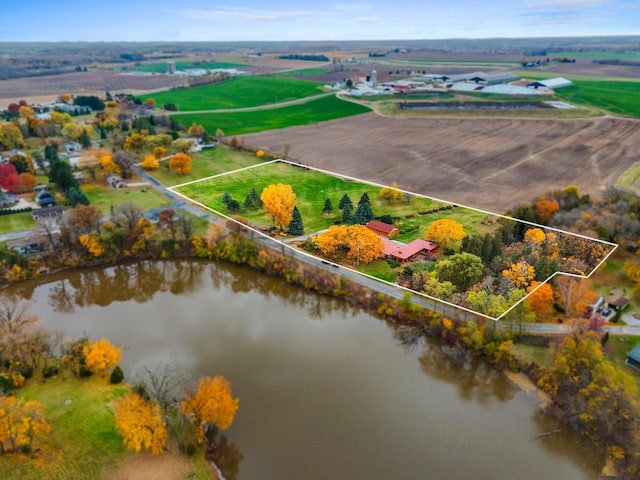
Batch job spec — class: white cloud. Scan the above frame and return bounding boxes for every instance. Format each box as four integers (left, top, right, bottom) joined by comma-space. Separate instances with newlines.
169, 6, 323, 21
529, 0, 612, 8
354, 16, 380, 23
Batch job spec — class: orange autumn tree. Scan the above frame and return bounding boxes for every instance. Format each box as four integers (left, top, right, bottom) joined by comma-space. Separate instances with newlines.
113, 393, 167, 455
153, 146, 166, 159
535, 198, 560, 224
17, 172, 36, 191
315, 225, 384, 265
502, 260, 536, 289
526, 281, 555, 318
140, 154, 160, 171
425, 218, 466, 251
181, 376, 239, 444
554, 276, 597, 317
83, 338, 121, 375
169, 153, 192, 175
260, 183, 296, 231
0, 396, 50, 454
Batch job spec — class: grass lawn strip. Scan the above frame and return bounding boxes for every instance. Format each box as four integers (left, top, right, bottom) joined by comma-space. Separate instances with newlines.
83, 184, 172, 215
0, 211, 37, 234
140, 76, 324, 111
171, 159, 617, 321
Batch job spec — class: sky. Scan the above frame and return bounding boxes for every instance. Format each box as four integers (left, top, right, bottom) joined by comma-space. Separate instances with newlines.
1, 0, 639, 42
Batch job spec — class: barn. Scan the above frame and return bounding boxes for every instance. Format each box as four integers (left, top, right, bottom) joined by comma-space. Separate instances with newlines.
366, 221, 400, 238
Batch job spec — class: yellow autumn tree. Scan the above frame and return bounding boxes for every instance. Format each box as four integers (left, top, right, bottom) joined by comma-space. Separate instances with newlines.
113, 393, 167, 455
0, 396, 50, 454
379, 182, 402, 204
502, 260, 536, 289
187, 122, 205, 138
79, 234, 105, 257
554, 276, 597, 317
315, 225, 384, 265
153, 146, 166, 159
260, 183, 296, 231
181, 376, 239, 444
140, 155, 160, 171
124, 132, 146, 152
83, 338, 121, 375
425, 218, 466, 250
169, 153, 192, 175
524, 228, 546, 253
99, 154, 120, 176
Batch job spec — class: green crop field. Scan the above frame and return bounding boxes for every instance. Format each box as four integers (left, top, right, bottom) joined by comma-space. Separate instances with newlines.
174, 161, 490, 238
551, 51, 640, 60
135, 61, 247, 73
140, 76, 324, 111
173, 94, 371, 135
277, 67, 330, 77
516, 74, 640, 118
84, 184, 171, 214
150, 147, 265, 187
553, 80, 640, 117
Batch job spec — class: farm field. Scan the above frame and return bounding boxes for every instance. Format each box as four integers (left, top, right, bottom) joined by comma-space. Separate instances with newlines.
149, 147, 266, 187
551, 51, 640, 60
174, 94, 371, 136
174, 160, 490, 237
135, 61, 247, 73
83, 184, 171, 214
239, 114, 640, 213
140, 76, 324, 111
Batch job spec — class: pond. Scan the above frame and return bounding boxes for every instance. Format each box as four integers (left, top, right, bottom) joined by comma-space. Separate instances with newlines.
9, 260, 600, 479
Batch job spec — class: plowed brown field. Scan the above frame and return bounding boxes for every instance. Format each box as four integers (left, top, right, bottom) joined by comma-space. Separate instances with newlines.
240, 113, 640, 212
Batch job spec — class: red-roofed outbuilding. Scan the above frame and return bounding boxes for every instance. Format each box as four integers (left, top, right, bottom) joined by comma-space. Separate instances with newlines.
366, 221, 399, 237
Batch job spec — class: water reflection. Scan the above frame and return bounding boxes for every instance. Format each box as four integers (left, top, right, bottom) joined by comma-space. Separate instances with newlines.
7, 260, 600, 480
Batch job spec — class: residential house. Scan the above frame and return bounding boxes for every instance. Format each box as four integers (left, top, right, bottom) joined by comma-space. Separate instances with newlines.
605, 289, 630, 312
32, 205, 64, 222
381, 237, 438, 263
106, 174, 126, 188
7, 232, 60, 255
36, 190, 55, 207
626, 345, 640, 371
64, 140, 83, 154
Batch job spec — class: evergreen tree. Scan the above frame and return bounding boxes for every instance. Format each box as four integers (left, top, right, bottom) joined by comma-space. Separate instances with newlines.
342, 203, 353, 224
353, 202, 374, 225
227, 198, 240, 212
322, 198, 333, 215
338, 193, 352, 210
222, 191, 232, 206
243, 188, 262, 210
67, 186, 90, 207
44, 144, 59, 162
288, 206, 304, 235
379, 214, 394, 225
78, 128, 92, 148
358, 192, 370, 206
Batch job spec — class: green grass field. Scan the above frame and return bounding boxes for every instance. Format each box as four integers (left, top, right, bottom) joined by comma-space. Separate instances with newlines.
515, 75, 640, 118
605, 335, 640, 389
551, 51, 640, 60
173, 94, 371, 135
83, 184, 171, 214
0, 212, 37, 234
140, 76, 324, 111
135, 61, 247, 73
276, 67, 330, 77
174, 161, 491, 238
616, 162, 640, 189
0, 375, 128, 480
149, 147, 265, 187
0, 375, 213, 480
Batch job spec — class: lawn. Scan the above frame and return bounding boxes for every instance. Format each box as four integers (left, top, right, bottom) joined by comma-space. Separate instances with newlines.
173, 94, 371, 135
135, 61, 247, 73
0, 375, 128, 480
604, 335, 640, 390
551, 51, 640, 60
174, 161, 492, 238
0, 211, 36, 234
616, 161, 640, 189
277, 67, 330, 77
149, 147, 265, 187
140, 76, 324, 111
83, 184, 171, 215
0, 375, 213, 480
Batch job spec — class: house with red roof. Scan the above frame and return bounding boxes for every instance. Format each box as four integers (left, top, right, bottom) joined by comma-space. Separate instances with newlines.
382, 237, 438, 263
366, 220, 399, 238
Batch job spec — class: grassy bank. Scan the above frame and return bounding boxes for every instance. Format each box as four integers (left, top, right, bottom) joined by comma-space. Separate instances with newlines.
83, 184, 171, 215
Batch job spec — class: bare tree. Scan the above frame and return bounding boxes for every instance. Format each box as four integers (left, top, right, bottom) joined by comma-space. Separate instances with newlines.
0, 295, 37, 335
135, 364, 187, 413
116, 202, 143, 233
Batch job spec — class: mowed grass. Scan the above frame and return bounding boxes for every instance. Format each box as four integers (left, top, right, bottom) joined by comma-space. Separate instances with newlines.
616, 161, 640, 189
83, 184, 171, 215
175, 161, 491, 237
551, 51, 640, 60
604, 335, 640, 390
149, 147, 265, 187
277, 67, 330, 77
0, 375, 129, 480
174, 94, 371, 135
140, 76, 324, 111
0, 211, 37, 234
135, 61, 247, 73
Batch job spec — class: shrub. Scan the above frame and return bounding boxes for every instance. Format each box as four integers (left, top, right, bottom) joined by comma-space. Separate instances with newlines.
43, 366, 59, 378
110, 366, 124, 384
186, 443, 197, 456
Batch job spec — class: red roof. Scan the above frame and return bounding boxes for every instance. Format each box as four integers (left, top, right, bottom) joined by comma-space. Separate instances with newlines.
366, 221, 396, 235
382, 238, 438, 261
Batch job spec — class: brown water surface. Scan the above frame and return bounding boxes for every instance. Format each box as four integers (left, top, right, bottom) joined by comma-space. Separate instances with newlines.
9, 260, 601, 480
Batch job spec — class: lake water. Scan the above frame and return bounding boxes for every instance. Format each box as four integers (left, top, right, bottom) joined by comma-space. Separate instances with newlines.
9, 260, 601, 479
